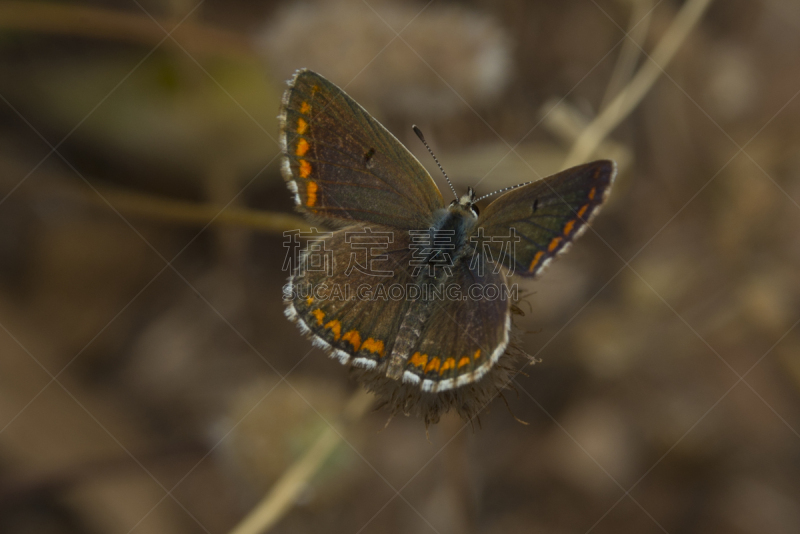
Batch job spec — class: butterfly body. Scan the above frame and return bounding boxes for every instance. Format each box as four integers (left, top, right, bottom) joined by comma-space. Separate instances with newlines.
279, 69, 616, 421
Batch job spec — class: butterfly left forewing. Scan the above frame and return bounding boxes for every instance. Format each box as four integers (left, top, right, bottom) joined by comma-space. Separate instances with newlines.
279, 70, 445, 229
474, 160, 616, 277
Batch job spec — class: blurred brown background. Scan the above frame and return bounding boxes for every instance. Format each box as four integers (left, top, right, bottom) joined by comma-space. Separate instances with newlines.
1, 0, 799, 533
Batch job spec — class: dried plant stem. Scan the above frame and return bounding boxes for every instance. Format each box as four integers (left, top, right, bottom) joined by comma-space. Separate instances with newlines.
599, 0, 655, 110
54, 183, 311, 234
229, 390, 374, 534
0, 1, 250, 57
563, 0, 713, 168
98, 189, 311, 233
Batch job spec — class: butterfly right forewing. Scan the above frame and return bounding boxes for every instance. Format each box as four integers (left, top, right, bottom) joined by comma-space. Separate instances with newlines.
474, 161, 616, 277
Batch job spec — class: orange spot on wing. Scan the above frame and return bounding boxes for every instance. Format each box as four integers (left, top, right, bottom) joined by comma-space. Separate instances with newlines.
306, 181, 318, 207
296, 138, 309, 156
324, 319, 341, 340
588, 187, 596, 200
425, 357, 441, 374
528, 250, 544, 272
410, 352, 428, 368
548, 236, 562, 252
577, 204, 589, 219
439, 358, 456, 375
342, 330, 361, 351
312, 308, 325, 325
361, 338, 384, 357
306, 296, 314, 306
473, 349, 481, 360
299, 160, 312, 178
458, 357, 470, 369
297, 117, 308, 135
563, 219, 576, 236
299, 101, 311, 114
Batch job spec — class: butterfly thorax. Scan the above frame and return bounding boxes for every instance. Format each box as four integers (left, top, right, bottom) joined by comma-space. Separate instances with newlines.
433, 204, 478, 251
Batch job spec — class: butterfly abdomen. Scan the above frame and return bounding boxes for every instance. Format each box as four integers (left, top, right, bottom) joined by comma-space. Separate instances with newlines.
385, 294, 434, 380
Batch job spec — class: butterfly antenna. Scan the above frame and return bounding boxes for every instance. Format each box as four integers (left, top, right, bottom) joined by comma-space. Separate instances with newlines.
475, 180, 536, 202
413, 125, 458, 201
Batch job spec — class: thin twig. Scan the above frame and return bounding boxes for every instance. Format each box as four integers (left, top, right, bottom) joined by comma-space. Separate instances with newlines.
0, 1, 251, 57
599, 0, 655, 110
563, 0, 713, 168
51, 182, 312, 234
228, 390, 374, 534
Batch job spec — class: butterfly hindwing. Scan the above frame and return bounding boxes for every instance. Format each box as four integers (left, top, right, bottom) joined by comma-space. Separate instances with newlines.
285, 224, 417, 369
400, 263, 511, 392
474, 161, 616, 277
279, 69, 445, 229
284, 223, 512, 393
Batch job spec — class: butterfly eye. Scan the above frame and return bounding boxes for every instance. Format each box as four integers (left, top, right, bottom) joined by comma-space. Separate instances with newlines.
471, 204, 480, 216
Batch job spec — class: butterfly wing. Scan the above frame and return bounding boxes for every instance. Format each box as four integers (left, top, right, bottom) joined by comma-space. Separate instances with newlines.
398, 264, 511, 393
279, 69, 446, 229
284, 224, 511, 393
284, 224, 417, 368
474, 160, 616, 277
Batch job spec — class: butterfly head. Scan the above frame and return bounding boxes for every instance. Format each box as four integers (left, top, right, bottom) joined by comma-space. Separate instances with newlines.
450, 186, 479, 218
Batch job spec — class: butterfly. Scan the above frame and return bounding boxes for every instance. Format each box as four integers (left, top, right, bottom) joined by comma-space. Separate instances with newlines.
279, 69, 615, 421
